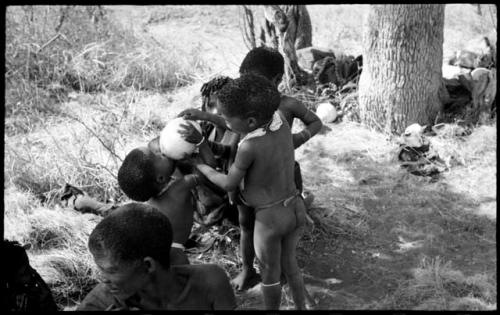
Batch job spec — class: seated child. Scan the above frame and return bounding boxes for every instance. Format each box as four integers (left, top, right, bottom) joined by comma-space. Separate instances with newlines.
195, 73, 307, 310
177, 76, 240, 227
77, 203, 237, 310
117, 143, 205, 266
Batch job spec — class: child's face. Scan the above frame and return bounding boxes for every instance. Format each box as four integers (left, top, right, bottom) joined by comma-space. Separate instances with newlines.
93, 250, 148, 300
147, 137, 162, 157
216, 100, 253, 134
139, 146, 176, 184
203, 94, 219, 115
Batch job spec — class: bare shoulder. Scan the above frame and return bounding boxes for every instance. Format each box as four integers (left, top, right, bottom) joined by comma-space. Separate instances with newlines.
174, 264, 229, 283
279, 95, 308, 117
280, 95, 304, 110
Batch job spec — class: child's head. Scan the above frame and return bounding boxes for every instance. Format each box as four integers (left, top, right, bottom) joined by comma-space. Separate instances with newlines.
200, 76, 233, 114
239, 47, 284, 87
88, 202, 173, 299
118, 147, 175, 202
216, 73, 281, 133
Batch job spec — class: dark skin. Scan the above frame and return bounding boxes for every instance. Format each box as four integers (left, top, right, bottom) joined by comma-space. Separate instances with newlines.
179, 82, 321, 292
132, 145, 200, 266
70, 139, 212, 266
196, 102, 307, 310
84, 250, 236, 310
230, 72, 323, 292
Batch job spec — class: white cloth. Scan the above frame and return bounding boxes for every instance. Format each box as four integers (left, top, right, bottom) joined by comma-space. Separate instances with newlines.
238, 111, 283, 147
171, 242, 185, 250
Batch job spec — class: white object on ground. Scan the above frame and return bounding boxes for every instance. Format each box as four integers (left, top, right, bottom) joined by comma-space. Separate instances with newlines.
315, 102, 338, 123
159, 117, 202, 160
402, 123, 427, 147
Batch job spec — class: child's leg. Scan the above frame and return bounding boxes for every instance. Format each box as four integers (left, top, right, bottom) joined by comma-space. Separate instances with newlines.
294, 161, 303, 194
254, 221, 282, 309
281, 199, 307, 309
232, 204, 259, 291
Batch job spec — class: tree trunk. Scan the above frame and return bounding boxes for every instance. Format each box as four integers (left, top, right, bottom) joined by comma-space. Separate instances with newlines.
358, 4, 444, 134
263, 5, 311, 92
239, 5, 256, 50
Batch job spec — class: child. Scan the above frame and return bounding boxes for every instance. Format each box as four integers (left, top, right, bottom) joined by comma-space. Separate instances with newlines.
228, 46, 322, 292
239, 46, 323, 194
77, 203, 237, 310
195, 73, 307, 310
178, 77, 261, 290
177, 76, 241, 226
117, 142, 207, 266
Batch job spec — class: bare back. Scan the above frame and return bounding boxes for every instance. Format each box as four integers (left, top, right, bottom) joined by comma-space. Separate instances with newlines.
148, 170, 194, 245
238, 113, 297, 208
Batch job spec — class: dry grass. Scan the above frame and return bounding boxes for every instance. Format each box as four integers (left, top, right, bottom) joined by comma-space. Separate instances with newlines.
371, 256, 496, 310
5, 6, 209, 138
4, 186, 101, 309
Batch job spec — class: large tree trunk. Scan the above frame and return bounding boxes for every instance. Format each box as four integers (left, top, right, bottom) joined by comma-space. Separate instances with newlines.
358, 4, 444, 134
263, 5, 312, 92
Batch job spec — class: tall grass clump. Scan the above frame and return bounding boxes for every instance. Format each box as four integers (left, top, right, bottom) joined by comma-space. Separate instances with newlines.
5, 5, 206, 136
4, 185, 101, 309
372, 256, 496, 310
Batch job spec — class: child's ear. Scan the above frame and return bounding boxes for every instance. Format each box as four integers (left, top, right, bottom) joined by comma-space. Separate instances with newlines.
156, 174, 167, 184
247, 117, 258, 129
272, 74, 283, 87
143, 257, 157, 274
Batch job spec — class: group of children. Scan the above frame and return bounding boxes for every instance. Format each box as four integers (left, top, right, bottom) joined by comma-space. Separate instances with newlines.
78, 46, 322, 310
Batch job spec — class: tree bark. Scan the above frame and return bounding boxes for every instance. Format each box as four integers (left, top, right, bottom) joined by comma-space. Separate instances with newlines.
358, 4, 444, 134
240, 5, 256, 50
263, 5, 311, 92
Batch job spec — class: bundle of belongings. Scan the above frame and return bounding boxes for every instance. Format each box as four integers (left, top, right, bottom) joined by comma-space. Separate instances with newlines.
2, 240, 58, 312
397, 123, 448, 178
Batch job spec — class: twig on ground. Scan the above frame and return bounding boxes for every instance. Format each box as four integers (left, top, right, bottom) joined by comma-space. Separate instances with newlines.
67, 114, 123, 163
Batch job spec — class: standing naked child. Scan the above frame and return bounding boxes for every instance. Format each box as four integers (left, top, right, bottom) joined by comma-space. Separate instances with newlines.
230, 46, 323, 291
195, 73, 307, 310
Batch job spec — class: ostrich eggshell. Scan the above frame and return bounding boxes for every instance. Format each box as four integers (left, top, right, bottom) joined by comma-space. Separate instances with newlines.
316, 102, 338, 123
159, 118, 202, 160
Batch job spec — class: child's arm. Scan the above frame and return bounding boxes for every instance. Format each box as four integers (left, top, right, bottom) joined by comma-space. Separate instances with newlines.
177, 122, 217, 168
178, 108, 228, 130
285, 98, 323, 148
196, 142, 253, 192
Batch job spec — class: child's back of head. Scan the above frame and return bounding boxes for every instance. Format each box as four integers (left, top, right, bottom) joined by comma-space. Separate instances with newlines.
239, 47, 284, 82
200, 76, 233, 114
118, 148, 173, 202
217, 73, 281, 125
88, 202, 173, 269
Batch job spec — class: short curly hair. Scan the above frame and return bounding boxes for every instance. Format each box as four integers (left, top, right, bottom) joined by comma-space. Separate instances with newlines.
117, 148, 159, 202
217, 73, 281, 124
88, 203, 173, 268
239, 47, 284, 81
200, 76, 234, 113
200, 76, 233, 98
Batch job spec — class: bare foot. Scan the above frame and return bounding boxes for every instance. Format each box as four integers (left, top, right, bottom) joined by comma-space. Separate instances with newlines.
302, 190, 315, 209
231, 269, 261, 292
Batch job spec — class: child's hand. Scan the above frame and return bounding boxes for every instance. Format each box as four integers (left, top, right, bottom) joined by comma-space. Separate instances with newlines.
178, 108, 206, 121
178, 122, 204, 144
